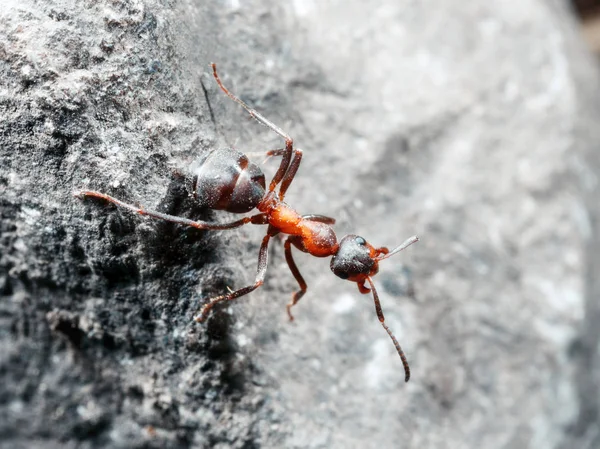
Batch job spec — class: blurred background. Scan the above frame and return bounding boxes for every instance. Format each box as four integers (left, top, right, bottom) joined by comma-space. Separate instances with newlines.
2, 1, 600, 448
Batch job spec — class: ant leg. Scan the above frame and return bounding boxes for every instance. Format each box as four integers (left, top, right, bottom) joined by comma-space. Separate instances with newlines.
302, 214, 336, 225
75, 190, 268, 230
194, 234, 272, 322
284, 236, 307, 321
357, 282, 371, 294
245, 148, 304, 200
365, 277, 411, 382
248, 148, 307, 200
277, 149, 303, 200
251, 147, 310, 200
245, 148, 285, 160
245, 148, 288, 167
211, 63, 293, 192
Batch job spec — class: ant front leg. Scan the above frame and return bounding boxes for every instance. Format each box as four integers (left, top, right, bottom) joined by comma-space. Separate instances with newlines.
357, 281, 371, 294
75, 190, 269, 230
194, 232, 273, 322
284, 236, 307, 321
211, 63, 295, 196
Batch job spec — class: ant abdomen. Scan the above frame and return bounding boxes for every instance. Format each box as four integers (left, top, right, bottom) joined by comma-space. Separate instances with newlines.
191, 148, 266, 213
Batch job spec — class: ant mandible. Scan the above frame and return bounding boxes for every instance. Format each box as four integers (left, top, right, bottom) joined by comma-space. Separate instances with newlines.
75, 63, 419, 382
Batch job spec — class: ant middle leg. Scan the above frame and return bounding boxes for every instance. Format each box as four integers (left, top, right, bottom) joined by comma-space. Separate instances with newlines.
284, 236, 307, 321
75, 190, 269, 230
194, 233, 272, 322
302, 214, 336, 225
211, 63, 294, 194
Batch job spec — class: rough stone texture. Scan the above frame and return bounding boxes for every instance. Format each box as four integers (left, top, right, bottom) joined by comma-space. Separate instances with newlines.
2, 0, 600, 448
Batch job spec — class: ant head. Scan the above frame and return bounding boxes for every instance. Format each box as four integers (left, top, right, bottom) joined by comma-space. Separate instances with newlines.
330, 234, 419, 283
330, 234, 418, 382
330, 235, 380, 282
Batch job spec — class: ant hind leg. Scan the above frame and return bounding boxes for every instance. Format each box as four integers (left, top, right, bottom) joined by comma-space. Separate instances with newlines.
246, 148, 305, 200
211, 63, 295, 194
194, 234, 272, 322
278, 148, 303, 200
75, 190, 267, 230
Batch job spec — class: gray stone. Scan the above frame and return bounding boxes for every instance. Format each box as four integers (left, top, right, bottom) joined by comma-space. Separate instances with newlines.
1, 0, 600, 448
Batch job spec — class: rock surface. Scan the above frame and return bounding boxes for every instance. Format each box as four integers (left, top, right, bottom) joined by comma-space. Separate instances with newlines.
2, 0, 600, 448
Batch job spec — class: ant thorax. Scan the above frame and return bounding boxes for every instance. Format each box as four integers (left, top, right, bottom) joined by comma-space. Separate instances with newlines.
258, 192, 338, 257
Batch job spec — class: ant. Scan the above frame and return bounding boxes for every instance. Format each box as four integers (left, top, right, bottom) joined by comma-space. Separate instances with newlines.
75, 63, 419, 382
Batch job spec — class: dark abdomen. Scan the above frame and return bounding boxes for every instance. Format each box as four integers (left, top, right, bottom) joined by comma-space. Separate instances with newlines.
192, 148, 266, 213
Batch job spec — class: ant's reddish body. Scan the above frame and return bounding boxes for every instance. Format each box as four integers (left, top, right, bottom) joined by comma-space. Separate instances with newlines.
76, 64, 418, 382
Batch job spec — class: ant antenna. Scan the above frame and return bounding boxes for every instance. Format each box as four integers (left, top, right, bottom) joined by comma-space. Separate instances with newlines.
377, 235, 419, 260
366, 276, 411, 382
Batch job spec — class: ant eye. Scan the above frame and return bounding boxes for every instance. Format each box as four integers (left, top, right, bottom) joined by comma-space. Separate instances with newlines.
355, 236, 366, 245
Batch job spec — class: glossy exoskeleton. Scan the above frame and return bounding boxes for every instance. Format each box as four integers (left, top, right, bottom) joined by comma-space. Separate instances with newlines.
191, 147, 266, 214
75, 63, 418, 382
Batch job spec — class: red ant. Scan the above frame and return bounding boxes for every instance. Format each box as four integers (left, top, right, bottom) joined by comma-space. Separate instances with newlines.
75, 63, 418, 382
